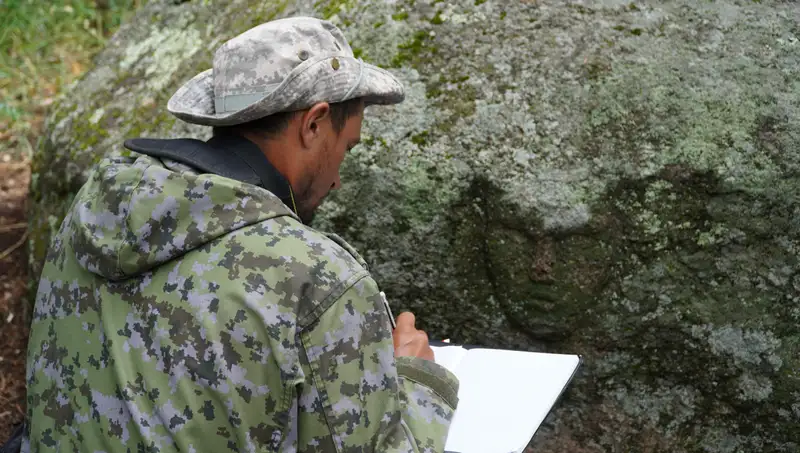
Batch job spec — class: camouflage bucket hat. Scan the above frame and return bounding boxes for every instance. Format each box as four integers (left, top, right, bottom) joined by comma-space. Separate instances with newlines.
167, 16, 405, 126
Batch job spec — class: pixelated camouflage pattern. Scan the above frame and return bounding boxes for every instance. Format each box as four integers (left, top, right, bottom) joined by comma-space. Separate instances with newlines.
167, 16, 404, 127
23, 151, 458, 452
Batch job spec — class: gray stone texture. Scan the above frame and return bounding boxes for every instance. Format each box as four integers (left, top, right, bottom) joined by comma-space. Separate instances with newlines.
28, 0, 800, 451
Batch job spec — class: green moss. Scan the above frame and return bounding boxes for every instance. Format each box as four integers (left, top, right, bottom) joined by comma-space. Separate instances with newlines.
430, 10, 444, 25
391, 11, 408, 21
233, 0, 289, 31
612, 24, 644, 36
352, 47, 364, 59
569, 4, 592, 14
500, 11, 507, 20
390, 30, 435, 68
474, 0, 486, 5
497, 82, 515, 94
441, 88, 477, 132
425, 74, 445, 99
424, 70, 478, 132
314, 0, 356, 20
50, 105, 72, 131
584, 56, 612, 81
66, 107, 114, 162
410, 130, 430, 146
373, 21, 384, 29
425, 73, 472, 99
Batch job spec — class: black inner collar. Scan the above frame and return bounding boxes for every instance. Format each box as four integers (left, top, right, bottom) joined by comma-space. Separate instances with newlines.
205, 134, 294, 203
123, 134, 298, 216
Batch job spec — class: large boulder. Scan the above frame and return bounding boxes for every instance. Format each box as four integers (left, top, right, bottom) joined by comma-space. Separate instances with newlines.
28, 0, 800, 451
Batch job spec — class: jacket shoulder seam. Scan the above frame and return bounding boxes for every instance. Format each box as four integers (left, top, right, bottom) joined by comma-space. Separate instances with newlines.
296, 270, 370, 330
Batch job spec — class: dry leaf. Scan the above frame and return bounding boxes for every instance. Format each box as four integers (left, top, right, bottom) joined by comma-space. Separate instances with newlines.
70, 61, 84, 75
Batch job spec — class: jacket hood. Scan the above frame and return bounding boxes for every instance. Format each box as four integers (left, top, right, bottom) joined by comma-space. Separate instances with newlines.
68, 151, 298, 280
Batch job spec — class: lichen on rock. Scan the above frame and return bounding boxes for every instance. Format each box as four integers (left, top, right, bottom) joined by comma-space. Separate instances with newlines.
28, 0, 800, 451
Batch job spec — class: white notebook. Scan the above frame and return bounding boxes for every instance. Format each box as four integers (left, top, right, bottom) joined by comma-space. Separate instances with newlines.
431, 343, 582, 453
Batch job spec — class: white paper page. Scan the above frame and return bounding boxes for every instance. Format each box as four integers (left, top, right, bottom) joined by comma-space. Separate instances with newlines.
432, 346, 469, 375
443, 349, 580, 453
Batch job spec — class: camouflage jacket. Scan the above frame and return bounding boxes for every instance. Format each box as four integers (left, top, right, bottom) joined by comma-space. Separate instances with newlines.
23, 147, 459, 452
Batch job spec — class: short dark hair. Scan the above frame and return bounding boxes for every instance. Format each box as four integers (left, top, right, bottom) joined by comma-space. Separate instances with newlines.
212, 98, 363, 139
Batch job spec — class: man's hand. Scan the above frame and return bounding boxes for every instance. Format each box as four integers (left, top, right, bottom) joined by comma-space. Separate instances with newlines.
392, 312, 435, 361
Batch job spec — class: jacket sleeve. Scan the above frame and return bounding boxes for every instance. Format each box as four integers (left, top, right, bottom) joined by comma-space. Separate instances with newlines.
299, 273, 460, 452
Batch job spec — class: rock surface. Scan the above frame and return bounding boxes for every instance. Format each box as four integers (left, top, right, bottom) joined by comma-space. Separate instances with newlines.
28, 0, 800, 451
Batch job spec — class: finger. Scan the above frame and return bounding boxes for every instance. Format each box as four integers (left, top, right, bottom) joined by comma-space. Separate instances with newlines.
395, 311, 416, 331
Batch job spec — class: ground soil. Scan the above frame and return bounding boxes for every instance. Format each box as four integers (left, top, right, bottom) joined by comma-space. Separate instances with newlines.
0, 154, 31, 443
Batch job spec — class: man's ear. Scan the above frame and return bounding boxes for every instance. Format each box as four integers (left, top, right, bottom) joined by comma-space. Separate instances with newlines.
299, 102, 331, 149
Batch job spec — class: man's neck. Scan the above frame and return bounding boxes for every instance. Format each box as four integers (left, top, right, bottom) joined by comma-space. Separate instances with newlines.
241, 132, 303, 191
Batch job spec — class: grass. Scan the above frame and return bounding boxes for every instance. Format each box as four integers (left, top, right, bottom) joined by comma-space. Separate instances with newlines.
0, 0, 143, 157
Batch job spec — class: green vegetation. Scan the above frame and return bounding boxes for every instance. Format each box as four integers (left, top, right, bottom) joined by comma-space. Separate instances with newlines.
390, 30, 435, 68
613, 23, 644, 36
0, 0, 142, 156
314, 0, 356, 25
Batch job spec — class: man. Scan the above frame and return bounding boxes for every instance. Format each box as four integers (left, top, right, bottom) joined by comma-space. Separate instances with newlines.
21, 16, 459, 453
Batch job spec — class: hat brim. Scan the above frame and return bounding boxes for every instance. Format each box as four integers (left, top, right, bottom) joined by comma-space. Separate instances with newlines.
166, 56, 405, 127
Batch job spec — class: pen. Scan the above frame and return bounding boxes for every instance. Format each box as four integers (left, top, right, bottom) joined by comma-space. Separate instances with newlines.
379, 291, 397, 330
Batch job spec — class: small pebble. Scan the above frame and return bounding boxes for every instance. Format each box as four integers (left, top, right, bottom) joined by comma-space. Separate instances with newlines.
6, 313, 14, 323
